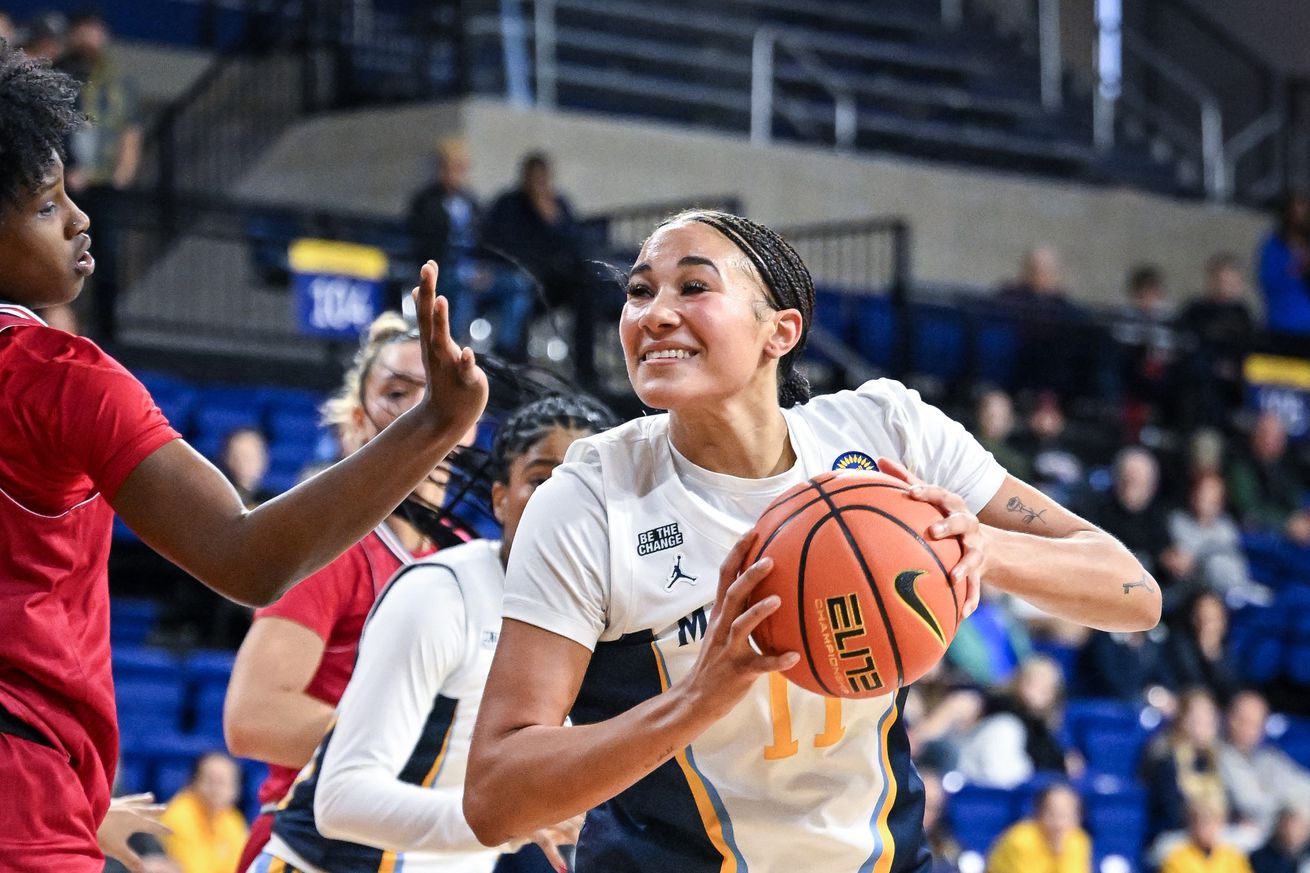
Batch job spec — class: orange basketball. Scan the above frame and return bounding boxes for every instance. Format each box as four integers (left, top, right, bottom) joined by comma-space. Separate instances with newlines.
747, 470, 963, 698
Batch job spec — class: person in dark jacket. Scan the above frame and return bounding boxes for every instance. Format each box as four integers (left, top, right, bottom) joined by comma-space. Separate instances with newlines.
407, 138, 536, 360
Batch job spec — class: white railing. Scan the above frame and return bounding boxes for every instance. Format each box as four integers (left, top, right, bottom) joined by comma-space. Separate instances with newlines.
750, 28, 856, 150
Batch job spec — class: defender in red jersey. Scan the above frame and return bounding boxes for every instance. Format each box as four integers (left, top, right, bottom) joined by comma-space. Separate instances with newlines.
227, 314, 468, 872
0, 44, 487, 873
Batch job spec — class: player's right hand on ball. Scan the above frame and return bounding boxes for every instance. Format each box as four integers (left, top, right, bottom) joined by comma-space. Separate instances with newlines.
685, 532, 800, 720
411, 260, 489, 439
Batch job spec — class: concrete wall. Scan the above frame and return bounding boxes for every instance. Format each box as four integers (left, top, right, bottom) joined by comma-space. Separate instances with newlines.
240, 98, 1269, 305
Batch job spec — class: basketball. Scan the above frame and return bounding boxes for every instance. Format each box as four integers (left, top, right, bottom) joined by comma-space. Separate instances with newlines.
748, 470, 963, 698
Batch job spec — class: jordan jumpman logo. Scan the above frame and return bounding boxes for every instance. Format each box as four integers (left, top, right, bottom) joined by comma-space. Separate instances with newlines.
666, 555, 698, 589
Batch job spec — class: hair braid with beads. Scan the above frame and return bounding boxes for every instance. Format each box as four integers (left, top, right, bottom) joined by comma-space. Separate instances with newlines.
657, 210, 815, 408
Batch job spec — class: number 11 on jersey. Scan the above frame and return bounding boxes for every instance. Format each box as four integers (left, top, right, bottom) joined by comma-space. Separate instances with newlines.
764, 672, 845, 760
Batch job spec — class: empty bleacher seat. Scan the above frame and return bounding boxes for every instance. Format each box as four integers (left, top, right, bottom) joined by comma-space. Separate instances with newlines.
116, 677, 187, 741
946, 783, 1016, 853
908, 303, 967, 382
113, 645, 180, 682
1084, 779, 1147, 870
110, 599, 160, 646
1063, 700, 1146, 780
855, 295, 898, 371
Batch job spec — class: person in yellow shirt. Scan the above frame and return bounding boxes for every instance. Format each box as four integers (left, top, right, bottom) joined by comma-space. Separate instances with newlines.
1161, 799, 1254, 873
988, 783, 1092, 873
160, 751, 249, 873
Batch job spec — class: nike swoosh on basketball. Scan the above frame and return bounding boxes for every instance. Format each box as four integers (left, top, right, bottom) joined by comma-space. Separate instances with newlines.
893, 569, 945, 644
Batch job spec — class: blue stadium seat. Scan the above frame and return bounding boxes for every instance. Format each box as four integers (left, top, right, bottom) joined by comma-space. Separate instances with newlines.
1032, 640, 1077, 686
110, 600, 160, 645
813, 288, 855, 357
268, 440, 315, 475
193, 684, 229, 744
194, 406, 263, 442
184, 649, 236, 685
1084, 781, 1147, 869
908, 303, 966, 381
1063, 700, 1144, 780
1229, 604, 1285, 684
267, 409, 324, 447
973, 315, 1019, 388
263, 471, 301, 495
116, 677, 187, 740
1275, 717, 1310, 769
947, 784, 1016, 853
856, 295, 898, 371
113, 646, 180, 682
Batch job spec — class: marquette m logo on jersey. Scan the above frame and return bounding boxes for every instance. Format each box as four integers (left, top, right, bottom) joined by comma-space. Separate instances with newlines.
832, 451, 878, 471
821, 593, 884, 694
636, 522, 683, 556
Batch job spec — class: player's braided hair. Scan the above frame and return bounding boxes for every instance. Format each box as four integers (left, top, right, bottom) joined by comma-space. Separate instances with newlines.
490, 393, 620, 484
660, 210, 815, 408
0, 41, 84, 214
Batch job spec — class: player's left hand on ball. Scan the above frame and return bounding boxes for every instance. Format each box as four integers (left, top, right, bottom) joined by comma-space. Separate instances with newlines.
877, 457, 986, 619
529, 814, 584, 873
97, 793, 170, 873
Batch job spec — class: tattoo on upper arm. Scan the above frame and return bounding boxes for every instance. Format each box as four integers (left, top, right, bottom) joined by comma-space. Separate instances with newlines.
1005, 495, 1048, 526
1121, 573, 1154, 595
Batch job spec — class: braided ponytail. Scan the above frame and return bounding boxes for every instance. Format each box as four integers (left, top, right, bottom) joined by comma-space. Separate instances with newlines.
658, 210, 815, 408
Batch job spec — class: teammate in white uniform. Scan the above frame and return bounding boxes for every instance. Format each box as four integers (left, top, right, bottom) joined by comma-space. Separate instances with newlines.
465, 211, 1163, 873
250, 395, 618, 873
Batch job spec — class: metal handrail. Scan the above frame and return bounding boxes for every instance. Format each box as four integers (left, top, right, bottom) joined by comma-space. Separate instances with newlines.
751, 27, 857, 150
1224, 108, 1285, 202
1102, 29, 1226, 200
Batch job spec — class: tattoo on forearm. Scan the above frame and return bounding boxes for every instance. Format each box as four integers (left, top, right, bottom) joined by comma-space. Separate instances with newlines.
1006, 495, 1048, 526
1121, 574, 1154, 595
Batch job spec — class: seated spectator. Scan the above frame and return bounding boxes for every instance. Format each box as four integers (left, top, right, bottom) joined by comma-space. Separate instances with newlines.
1219, 691, 1310, 842
1094, 447, 1193, 608
1112, 264, 1179, 435
406, 137, 536, 360
958, 654, 1076, 788
1226, 412, 1310, 546
1143, 688, 1228, 844
0, 12, 14, 45
161, 751, 249, 873
921, 768, 963, 873
1256, 193, 1310, 339
946, 587, 1033, 687
1160, 798, 1254, 873
1167, 592, 1241, 705
905, 660, 984, 771
976, 388, 1032, 480
220, 427, 274, 508
994, 246, 1089, 398
1075, 628, 1176, 713
20, 12, 66, 62
1013, 393, 1086, 509
1178, 253, 1255, 428
1168, 473, 1263, 602
482, 151, 598, 383
987, 783, 1092, 873
1249, 806, 1310, 873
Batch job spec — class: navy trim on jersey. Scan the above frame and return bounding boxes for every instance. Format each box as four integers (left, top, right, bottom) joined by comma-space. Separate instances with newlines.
272, 561, 464, 873
569, 631, 730, 872
882, 689, 931, 873
273, 695, 459, 871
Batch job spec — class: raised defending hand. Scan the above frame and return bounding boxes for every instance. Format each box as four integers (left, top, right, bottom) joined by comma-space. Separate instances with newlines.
526, 814, 585, 873
97, 793, 170, 873
412, 260, 489, 440
681, 532, 800, 720
877, 457, 986, 619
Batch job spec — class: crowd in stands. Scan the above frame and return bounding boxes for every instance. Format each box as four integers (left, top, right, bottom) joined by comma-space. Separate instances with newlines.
1, 7, 141, 340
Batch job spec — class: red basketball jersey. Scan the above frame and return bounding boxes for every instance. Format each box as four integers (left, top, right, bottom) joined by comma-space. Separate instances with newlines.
0, 304, 179, 823
251, 525, 423, 808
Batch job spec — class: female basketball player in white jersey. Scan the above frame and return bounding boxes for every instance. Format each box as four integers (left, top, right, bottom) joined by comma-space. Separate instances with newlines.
465, 211, 1162, 873
251, 394, 618, 873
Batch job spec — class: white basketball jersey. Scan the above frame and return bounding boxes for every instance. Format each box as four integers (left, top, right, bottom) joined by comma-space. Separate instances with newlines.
503, 379, 1006, 873
269, 539, 505, 873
